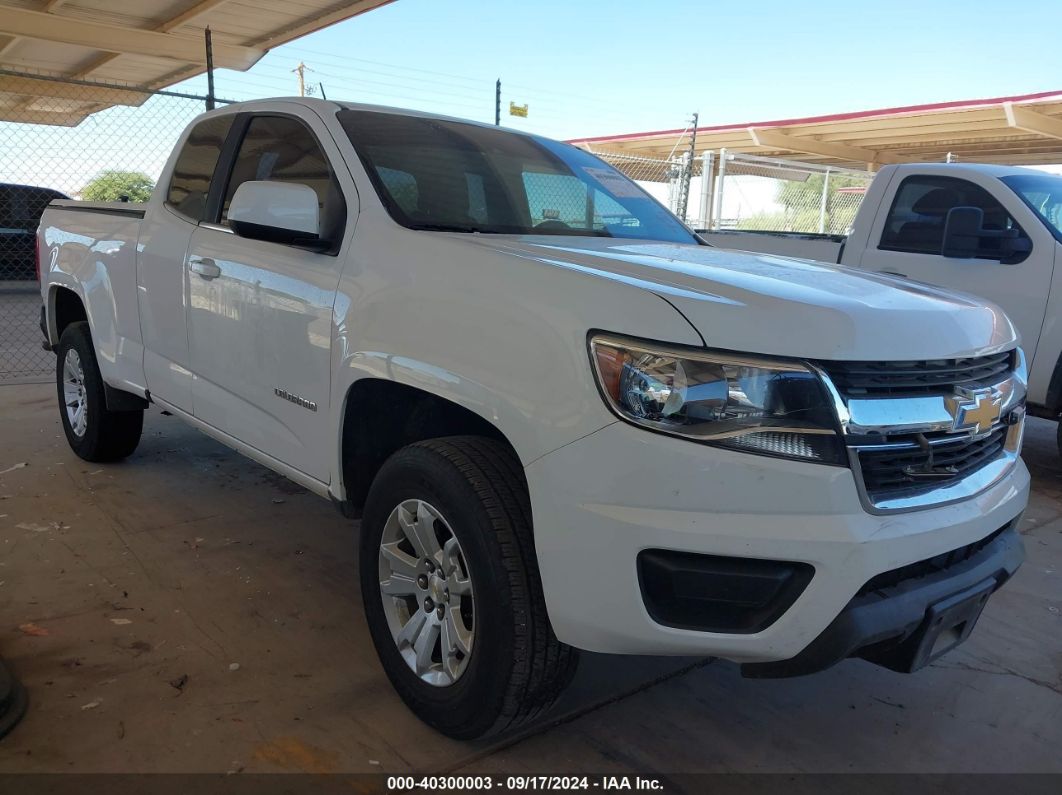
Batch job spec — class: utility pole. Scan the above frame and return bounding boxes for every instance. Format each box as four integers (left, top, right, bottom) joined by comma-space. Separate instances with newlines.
204, 27, 215, 111
293, 61, 307, 97
495, 79, 501, 126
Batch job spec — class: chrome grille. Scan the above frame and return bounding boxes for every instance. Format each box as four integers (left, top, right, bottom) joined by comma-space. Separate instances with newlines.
818, 352, 1013, 397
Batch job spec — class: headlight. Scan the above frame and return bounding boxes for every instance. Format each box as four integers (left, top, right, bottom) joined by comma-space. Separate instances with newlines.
589, 334, 845, 465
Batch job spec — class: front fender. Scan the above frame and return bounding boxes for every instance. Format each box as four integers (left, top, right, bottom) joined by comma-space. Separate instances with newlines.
326, 227, 704, 497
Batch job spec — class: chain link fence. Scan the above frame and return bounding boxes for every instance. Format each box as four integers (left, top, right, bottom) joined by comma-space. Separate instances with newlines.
1, 69, 220, 383
586, 148, 705, 226
711, 151, 873, 234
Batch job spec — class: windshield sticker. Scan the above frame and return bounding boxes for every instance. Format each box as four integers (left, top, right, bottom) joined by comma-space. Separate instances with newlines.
582, 166, 644, 199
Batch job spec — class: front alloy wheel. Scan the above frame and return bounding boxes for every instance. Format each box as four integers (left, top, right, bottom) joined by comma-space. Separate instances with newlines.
378, 499, 475, 686
359, 437, 578, 739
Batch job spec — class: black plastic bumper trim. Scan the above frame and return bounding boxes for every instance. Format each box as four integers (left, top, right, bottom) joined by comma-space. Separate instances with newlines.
638, 549, 814, 634
741, 516, 1024, 679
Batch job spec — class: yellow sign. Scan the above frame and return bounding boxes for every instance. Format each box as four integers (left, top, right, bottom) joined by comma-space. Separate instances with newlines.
509, 102, 528, 118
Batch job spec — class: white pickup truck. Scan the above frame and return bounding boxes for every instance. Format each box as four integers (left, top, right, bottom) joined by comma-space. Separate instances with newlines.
703, 163, 1062, 449
38, 99, 1029, 739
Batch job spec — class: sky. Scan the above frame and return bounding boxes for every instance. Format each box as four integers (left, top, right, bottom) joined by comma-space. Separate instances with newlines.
168, 0, 1062, 142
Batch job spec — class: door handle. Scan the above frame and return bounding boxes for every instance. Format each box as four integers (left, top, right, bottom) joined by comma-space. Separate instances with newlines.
878, 269, 907, 279
189, 257, 221, 280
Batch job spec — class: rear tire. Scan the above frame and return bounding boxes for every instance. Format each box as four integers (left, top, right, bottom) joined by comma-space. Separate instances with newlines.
359, 436, 578, 739
55, 321, 143, 462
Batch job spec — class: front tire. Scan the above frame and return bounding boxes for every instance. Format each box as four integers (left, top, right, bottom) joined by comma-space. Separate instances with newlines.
360, 436, 577, 739
55, 321, 143, 462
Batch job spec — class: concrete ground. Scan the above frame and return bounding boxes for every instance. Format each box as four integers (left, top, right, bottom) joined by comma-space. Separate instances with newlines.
0, 382, 1059, 777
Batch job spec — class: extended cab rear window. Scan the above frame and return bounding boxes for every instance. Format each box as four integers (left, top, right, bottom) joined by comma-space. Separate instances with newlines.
166, 114, 235, 221
337, 109, 695, 243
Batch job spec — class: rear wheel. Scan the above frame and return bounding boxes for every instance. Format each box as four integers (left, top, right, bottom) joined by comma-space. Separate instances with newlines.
55, 322, 143, 462
359, 436, 577, 739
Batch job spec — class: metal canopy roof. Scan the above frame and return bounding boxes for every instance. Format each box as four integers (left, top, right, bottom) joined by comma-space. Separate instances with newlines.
0, 0, 393, 125
569, 90, 1062, 170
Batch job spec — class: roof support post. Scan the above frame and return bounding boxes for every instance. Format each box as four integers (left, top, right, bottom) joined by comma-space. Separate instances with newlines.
697, 151, 714, 230
818, 168, 830, 234
712, 148, 728, 231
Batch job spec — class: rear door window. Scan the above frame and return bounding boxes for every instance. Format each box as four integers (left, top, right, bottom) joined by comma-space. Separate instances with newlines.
166, 114, 234, 221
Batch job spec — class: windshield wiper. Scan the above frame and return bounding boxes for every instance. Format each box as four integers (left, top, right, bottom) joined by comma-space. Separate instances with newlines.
410, 222, 485, 233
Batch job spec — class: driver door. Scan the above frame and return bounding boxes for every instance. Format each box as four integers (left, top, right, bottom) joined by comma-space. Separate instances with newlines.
185, 111, 351, 481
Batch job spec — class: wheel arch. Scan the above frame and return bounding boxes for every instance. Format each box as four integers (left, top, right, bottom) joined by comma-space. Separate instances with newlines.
47, 284, 88, 347
338, 377, 523, 512
1033, 336, 1062, 418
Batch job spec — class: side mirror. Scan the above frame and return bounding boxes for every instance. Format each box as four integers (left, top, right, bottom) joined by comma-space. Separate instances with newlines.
1000, 233, 1032, 264
941, 206, 983, 258
228, 181, 321, 246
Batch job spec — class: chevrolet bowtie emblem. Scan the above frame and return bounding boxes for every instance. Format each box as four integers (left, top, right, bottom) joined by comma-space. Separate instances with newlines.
944, 387, 1003, 435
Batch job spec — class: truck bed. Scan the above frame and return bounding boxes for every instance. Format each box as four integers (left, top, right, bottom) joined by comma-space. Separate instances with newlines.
39, 199, 146, 396
699, 230, 845, 263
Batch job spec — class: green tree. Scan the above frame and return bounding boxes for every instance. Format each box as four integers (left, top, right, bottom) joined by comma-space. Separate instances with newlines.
80, 170, 155, 203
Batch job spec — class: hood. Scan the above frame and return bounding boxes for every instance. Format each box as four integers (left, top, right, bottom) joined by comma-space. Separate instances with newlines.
457, 236, 1018, 361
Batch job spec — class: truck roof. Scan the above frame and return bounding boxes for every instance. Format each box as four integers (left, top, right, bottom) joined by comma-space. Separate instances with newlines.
196, 100, 1062, 175
202, 96, 540, 138
895, 162, 1058, 178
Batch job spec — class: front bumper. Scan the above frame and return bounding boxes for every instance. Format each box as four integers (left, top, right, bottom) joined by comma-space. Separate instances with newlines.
525, 421, 1029, 662
741, 518, 1023, 677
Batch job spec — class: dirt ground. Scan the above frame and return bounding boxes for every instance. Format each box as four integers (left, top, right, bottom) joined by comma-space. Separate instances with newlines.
0, 382, 1059, 776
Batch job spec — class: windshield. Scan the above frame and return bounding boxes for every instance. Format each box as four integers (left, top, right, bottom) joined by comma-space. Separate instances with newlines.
1001, 173, 1062, 242
337, 109, 697, 244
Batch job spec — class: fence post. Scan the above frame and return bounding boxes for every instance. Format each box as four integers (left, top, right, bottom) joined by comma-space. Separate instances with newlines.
675, 152, 692, 221
818, 167, 830, 234
698, 151, 713, 230
204, 27, 215, 111
712, 148, 727, 230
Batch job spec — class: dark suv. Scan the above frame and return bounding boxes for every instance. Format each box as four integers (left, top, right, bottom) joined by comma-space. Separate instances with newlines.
1, 183, 69, 280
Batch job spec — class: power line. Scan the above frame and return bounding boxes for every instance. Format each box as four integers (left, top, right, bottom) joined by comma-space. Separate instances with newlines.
225, 75, 490, 114
240, 65, 659, 126
252, 60, 490, 101
280, 44, 487, 85
308, 68, 491, 103
245, 49, 683, 123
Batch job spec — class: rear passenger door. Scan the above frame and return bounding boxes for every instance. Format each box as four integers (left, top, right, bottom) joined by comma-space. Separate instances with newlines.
858, 172, 1053, 363
185, 110, 353, 482
139, 113, 234, 412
